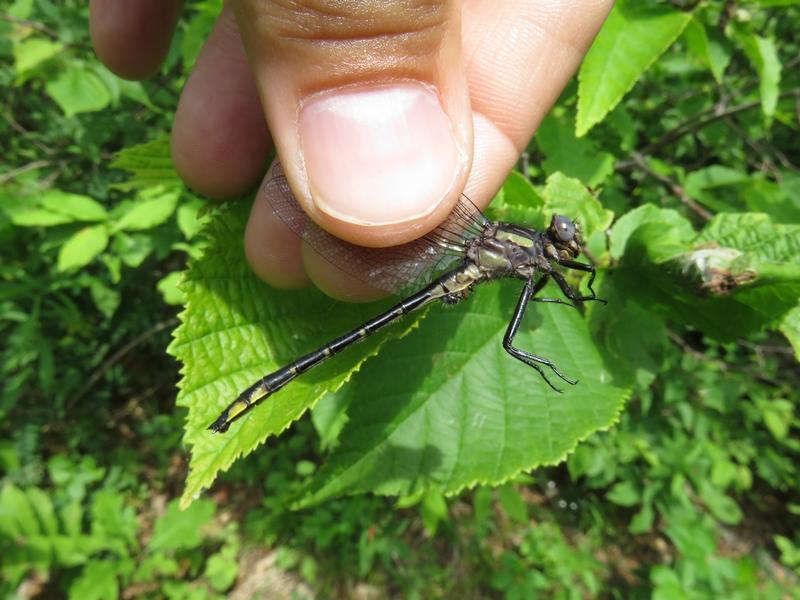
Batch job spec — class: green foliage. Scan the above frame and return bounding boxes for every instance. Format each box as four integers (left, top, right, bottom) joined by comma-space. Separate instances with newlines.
2, 0, 799, 598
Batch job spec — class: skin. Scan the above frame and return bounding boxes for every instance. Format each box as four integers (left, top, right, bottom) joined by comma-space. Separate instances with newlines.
90, 0, 615, 301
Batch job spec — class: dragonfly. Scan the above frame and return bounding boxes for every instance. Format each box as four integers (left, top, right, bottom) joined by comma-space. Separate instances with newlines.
209, 164, 605, 433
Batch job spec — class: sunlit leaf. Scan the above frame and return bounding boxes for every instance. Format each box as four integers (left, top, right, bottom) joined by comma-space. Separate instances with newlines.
45, 66, 112, 117
577, 1, 692, 136
57, 225, 109, 272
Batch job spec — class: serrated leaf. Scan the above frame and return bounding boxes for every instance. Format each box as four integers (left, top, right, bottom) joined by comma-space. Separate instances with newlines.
171, 201, 427, 506
536, 110, 615, 187
541, 173, 614, 240
295, 284, 628, 507
612, 210, 800, 341
111, 188, 179, 232
57, 225, 109, 272
45, 66, 111, 117
576, 1, 692, 136
110, 137, 181, 191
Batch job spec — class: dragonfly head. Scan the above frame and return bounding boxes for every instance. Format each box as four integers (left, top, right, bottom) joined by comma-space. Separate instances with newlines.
547, 215, 583, 260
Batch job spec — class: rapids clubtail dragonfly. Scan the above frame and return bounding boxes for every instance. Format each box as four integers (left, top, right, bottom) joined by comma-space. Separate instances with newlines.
209, 165, 605, 433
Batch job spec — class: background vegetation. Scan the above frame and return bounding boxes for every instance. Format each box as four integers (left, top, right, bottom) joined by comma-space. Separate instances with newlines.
2, 0, 799, 597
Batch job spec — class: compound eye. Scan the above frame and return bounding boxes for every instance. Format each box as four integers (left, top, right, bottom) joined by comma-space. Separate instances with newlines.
553, 215, 576, 243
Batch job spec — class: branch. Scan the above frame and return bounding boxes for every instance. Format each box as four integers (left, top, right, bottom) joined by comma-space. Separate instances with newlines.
66, 317, 179, 409
617, 88, 800, 170
627, 152, 714, 221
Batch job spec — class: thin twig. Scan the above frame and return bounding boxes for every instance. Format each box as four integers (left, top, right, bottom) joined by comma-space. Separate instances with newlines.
66, 317, 179, 409
2, 14, 60, 39
617, 88, 800, 170
0, 160, 56, 184
628, 152, 714, 221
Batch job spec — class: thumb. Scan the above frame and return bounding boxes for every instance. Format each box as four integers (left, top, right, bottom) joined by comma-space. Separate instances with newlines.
233, 0, 472, 247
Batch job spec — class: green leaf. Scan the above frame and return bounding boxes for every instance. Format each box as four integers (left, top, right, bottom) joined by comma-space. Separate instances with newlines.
535, 110, 615, 187
498, 485, 528, 524
606, 481, 640, 507
421, 490, 448, 534
697, 481, 743, 525
204, 542, 239, 591
490, 171, 545, 229
683, 165, 750, 213
148, 499, 214, 552
57, 225, 109, 272
88, 278, 121, 318
780, 304, 800, 360
90, 491, 138, 551
45, 66, 112, 117
171, 201, 425, 507
25, 487, 58, 536
111, 188, 179, 232
68, 560, 119, 600
0, 484, 40, 537
12, 37, 62, 77
176, 198, 208, 240
1, 190, 107, 226
612, 210, 800, 341
541, 173, 615, 241
39, 190, 108, 222
295, 284, 627, 507
576, 1, 692, 136
683, 18, 732, 84
737, 33, 782, 118
157, 271, 184, 306
110, 136, 181, 191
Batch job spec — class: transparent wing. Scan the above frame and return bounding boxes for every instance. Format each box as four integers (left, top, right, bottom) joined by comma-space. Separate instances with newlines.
265, 163, 489, 295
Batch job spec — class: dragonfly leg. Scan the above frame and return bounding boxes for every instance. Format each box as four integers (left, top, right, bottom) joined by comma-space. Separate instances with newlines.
551, 270, 607, 305
556, 260, 607, 304
528, 274, 579, 310
503, 279, 578, 392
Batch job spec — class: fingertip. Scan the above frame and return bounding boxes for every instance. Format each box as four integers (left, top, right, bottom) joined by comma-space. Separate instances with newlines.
245, 189, 310, 289
302, 246, 388, 303
171, 4, 271, 199
90, 0, 181, 80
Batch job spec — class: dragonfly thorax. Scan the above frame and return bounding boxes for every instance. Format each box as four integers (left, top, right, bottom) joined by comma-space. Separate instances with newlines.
467, 215, 584, 282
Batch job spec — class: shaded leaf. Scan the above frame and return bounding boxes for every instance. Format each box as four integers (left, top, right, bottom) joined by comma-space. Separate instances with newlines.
683, 18, 732, 83
738, 33, 782, 118
536, 110, 615, 187
295, 283, 627, 507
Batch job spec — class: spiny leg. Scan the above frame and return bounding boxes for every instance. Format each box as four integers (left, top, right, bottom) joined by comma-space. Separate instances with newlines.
528, 274, 579, 310
556, 259, 607, 304
503, 278, 577, 392
550, 270, 608, 306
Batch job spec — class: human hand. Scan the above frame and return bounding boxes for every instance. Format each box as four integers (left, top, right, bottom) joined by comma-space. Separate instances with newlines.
90, 0, 614, 300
